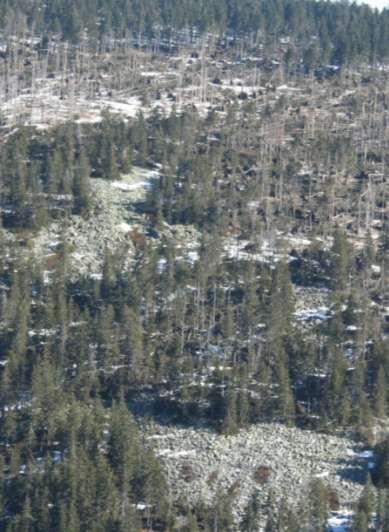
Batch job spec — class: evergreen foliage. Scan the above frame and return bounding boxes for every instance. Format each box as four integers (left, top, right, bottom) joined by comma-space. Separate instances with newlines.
2, 0, 389, 67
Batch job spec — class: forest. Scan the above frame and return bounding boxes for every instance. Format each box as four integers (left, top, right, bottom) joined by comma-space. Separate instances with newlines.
1, 0, 389, 65
0, 0, 388, 531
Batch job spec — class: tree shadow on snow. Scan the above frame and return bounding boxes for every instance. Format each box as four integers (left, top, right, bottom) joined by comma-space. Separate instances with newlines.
335, 455, 368, 484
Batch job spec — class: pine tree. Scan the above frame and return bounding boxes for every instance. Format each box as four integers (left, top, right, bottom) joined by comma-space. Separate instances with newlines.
222, 385, 238, 434
96, 304, 120, 368
29, 176, 49, 229
187, 511, 201, 532
277, 498, 300, 531
307, 479, 328, 530
268, 258, 295, 353
95, 453, 120, 524
48, 149, 65, 194
276, 356, 295, 425
141, 448, 168, 518
73, 149, 91, 216
133, 112, 149, 166
357, 393, 374, 444
327, 351, 347, 422
108, 401, 139, 490
19, 494, 33, 532
375, 365, 387, 418
330, 227, 352, 295
379, 490, 389, 531
241, 490, 260, 531
374, 437, 389, 487
125, 306, 145, 382
358, 474, 375, 518
100, 116, 120, 180
211, 492, 235, 532
354, 509, 369, 532
101, 248, 117, 301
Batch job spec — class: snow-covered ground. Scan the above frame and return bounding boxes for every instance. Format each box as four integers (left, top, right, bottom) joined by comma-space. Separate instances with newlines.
1, 90, 144, 129
224, 236, 287, 264
327, 509, 354, 532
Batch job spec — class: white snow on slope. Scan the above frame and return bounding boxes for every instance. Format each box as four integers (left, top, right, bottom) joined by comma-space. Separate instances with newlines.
328, 509, 353, 532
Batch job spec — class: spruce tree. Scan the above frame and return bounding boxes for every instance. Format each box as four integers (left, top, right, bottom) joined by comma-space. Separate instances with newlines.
354, 509, 369, 532
72, 149, 91, 216
375, 365, 387, 419
307, 479, 328, 530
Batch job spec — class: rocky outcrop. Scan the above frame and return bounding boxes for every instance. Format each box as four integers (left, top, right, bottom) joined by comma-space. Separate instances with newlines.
33, 169, 154, 278
143, 422, 373, 527
33, 168, 201, 279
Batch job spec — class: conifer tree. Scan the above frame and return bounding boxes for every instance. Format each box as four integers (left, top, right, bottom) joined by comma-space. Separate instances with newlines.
358, 474, 375, 519
354, 509, 369, 532
375, 365, 387, 418
276, 356, 295, 425
72, 149, 91, 216
241, 490, 260, 531
330, 227, 352, 295
307, 479, 328, 530
268, 258, 295, 353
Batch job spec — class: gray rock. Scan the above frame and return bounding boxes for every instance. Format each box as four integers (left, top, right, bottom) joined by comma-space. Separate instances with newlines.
142, 421, 371, 529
